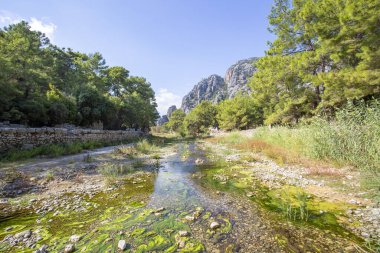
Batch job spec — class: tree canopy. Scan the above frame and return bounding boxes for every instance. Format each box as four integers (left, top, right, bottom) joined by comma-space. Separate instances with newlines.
216, 95, 263, 130
249, 0, 380, 125
0, 21, 158, 129
183, 101, 217, 136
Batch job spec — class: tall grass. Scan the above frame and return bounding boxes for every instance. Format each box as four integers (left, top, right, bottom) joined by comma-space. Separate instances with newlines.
253, 101, 380, 170
97, 162, 136, 177
135, 139, 158, 154
252, 100, 380, 196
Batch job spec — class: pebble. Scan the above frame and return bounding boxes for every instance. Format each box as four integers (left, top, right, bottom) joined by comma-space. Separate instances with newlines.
64, 244, 75, 253
70, 234, 82, 243
348, 199, 357, 205
185, 215, 195, 222
118, 240, 127, 250
34, 244, 48, 253
195, 158, 204, 165
210, 221, 220, 229
361, 232, 370, 238
15, 229, 32, 239
178, 240, 186, 248
246, 192, 254, 197
5, 226, 13, 232
178, 230, 189, 237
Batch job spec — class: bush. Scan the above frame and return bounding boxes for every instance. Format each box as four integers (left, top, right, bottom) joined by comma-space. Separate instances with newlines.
135, 139, 158, 154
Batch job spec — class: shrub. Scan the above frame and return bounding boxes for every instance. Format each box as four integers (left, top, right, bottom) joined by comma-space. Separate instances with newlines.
135, 139, 158, 154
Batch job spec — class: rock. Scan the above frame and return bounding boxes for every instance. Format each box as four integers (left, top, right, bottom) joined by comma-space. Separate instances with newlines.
348, 199, 357, 205
178, 230, 189, 237
167, 105, 177, 118
178, 240, 186, 248
195, 158, 205, 165
181, 75, 226, 113
371, 208, 380, 216
246, 192, 254, 198
5, 226, 13, 232
35, 244, 48, 253
70, 234, 82, 243
181, 57, 259, 113
224, 57, 259, 98
344, 246, 356, 253
118, 240, 127, 250
64, 244, 75, 253
15, 229, 32, 239
210, 221, 221, 229
156, 207, 165, 212
157, 115, 169, 126
361, 232, 370, 238
185, 215, 195, 222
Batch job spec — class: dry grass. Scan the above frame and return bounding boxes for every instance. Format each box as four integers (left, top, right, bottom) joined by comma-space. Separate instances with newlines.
208, 136, 344, 178
306, 166, 345, 177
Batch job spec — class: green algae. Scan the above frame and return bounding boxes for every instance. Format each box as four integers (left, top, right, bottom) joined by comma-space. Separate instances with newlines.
196, 157, 362, 245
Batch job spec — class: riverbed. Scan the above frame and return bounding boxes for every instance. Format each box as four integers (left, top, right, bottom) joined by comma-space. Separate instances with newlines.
0, 141, 370, 252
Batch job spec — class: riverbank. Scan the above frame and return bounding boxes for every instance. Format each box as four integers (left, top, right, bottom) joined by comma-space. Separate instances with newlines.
202, 131, 380, 251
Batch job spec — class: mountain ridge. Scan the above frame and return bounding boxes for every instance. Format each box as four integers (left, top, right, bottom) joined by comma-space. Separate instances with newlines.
180, 57, 259, 113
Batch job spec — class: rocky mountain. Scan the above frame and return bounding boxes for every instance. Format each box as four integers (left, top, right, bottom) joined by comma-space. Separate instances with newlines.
157, 105, 178, 125
224, 57, 259, 98
181, 74, 226, 113
157, 115, 169, 126
181, 57, 258, 113
167, 105, 177, 118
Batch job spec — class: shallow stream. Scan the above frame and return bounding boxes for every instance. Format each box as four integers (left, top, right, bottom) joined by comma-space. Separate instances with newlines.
0, 142, 364, 252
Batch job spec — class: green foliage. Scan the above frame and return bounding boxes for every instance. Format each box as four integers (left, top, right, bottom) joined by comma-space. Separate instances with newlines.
249, 0, 380, 125
183, 101, 217, 136
135, 139, 158, 154
166, 109, 186, 133
0, 22, 158, 129
97, 162, 136, 177
216, 95, 263, 130
46, 84, 77, 125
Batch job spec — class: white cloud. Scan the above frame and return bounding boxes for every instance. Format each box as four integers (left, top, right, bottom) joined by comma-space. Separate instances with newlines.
0, 10, 22, 24
0, 11, 57, 41
30, 17, 57, 41
155, 88, 182, 116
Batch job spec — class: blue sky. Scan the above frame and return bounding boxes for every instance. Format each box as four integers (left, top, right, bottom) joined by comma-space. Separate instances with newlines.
0, 0, 274, 114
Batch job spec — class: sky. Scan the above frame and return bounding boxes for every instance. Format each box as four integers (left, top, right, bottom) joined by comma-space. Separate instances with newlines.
0, 0, 274, 115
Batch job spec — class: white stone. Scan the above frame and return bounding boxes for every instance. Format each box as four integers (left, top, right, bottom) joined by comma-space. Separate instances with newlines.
70, 234, 82, 243
118, 240, 127, 250
210, 221, 220, 229
178, 230, 189, 237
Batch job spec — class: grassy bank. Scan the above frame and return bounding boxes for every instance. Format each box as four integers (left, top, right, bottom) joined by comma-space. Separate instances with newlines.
211, 101, 380, 200
0, 139, 137, 163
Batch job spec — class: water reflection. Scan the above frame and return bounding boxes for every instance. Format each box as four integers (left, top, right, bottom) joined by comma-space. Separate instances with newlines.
147, 143, 204, 209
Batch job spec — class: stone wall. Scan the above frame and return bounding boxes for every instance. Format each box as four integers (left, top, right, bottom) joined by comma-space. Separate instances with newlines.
0, 127, 143, 152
